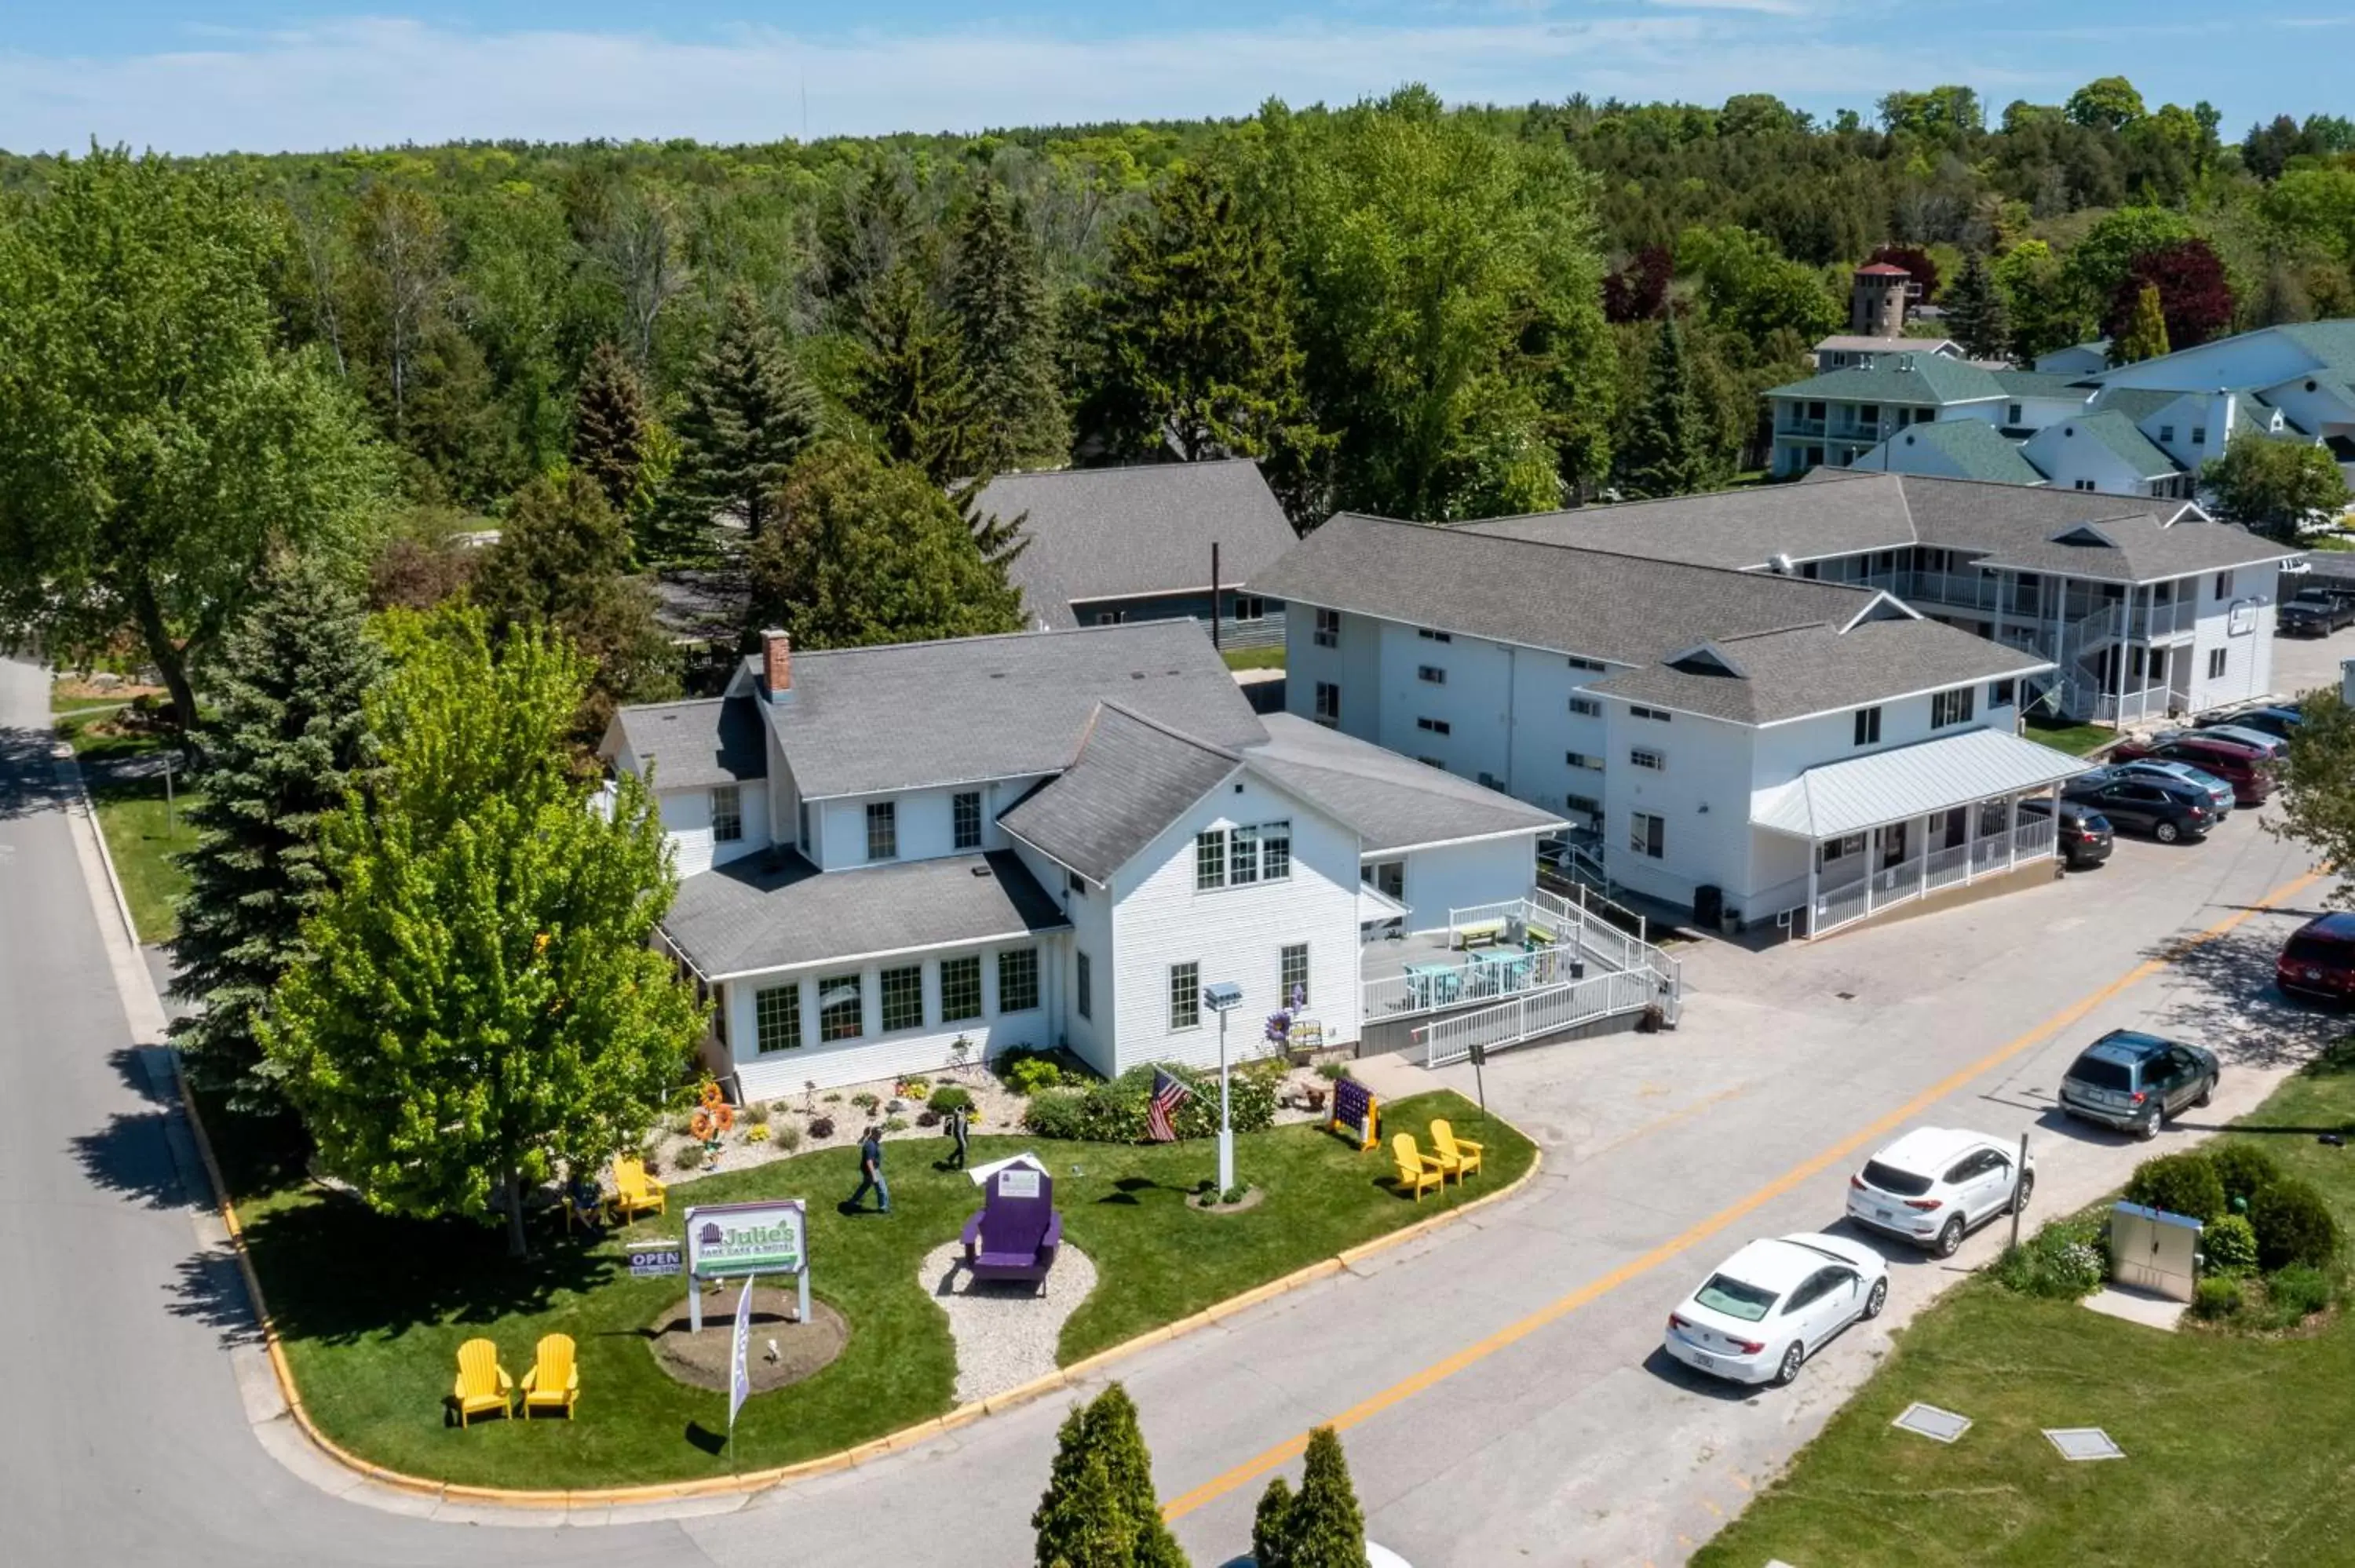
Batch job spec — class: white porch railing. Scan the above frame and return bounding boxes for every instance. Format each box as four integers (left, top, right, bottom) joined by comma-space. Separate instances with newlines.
1416, 969, 1658, 1068
1802, 819, 2057, 940
1362, 942, 1591, 1018
1369, 888, 1682, 1027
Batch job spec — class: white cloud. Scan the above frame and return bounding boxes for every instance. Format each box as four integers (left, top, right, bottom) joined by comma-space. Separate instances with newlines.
0, 15, 2020, 155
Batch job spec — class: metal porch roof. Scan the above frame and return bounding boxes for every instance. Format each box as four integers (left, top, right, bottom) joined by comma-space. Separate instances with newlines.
1750, 727, 2094, 841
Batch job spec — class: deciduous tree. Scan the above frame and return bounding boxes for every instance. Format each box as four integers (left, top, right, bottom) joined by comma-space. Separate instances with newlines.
2065, 76, 2146, 133
0, 148, 387, 731
2271, 687, 2355, 910
261, 611, 704, 1258
170, 553, 382, 1114
2201, 434, 2352, 541
748, 443, 1024, 649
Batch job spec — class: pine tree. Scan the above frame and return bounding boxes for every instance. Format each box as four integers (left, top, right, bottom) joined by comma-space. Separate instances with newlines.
169, 552, 381, 1114
2113, 281, 2171, 365
949, 174, 1068, 475
1616, 317, 1711, 499
1944, 252, 2010, 362
846, 254, 982, 483
670, 286, 820, 542
1251, 1476, 1296, 1568
1030, 1384, 1190, 1568
1283, 1428, 1368, 1568
571, 340, 651, 515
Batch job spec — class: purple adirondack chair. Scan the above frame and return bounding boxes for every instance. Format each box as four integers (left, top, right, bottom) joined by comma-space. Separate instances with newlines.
961, 1164, 1061, 1294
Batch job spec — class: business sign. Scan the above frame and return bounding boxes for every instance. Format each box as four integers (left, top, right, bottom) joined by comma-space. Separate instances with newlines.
686, 1199, 808, 1281
2229, 600, 2258, 636
996, 1169, 1041, 1200
628, 1245, 683, 1278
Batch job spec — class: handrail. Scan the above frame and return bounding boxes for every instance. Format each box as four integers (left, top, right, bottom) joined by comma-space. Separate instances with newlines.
1415, 968, 1658, 1068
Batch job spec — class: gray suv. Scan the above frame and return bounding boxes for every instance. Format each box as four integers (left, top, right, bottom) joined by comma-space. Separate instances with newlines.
2057, 1030, 2219, 1141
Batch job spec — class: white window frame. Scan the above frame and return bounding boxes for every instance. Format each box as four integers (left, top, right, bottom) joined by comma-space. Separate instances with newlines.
1280, 943, 1309, 1007
879, 964, 925, 1034
754, 983, 801, 1054
1313, 681, 1340, 726
710, 783, 743, 844
998, 947, 1040, 1013
1416, 716, 1451, 736
940, 955, 984, 1023
1853, 706, 1882, 746
866, 800, 898, 861
1630, 811, 1665, 859
1568, 695, 1601, 717
1629, 746, 1666, 772
952, 790, 983, 851
1169, 962, 1201, 1030
1417, 664, 1447, 685
1313, 607, 1340, 648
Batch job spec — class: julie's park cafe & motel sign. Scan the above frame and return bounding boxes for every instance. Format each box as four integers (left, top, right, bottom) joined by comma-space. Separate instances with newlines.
685, 1198, 810, 1331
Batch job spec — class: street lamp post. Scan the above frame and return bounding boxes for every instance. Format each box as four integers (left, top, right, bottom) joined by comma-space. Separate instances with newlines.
1202, 981, 1243, 1194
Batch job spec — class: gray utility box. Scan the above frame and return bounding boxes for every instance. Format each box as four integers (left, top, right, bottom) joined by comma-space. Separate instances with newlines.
2110, 1200, 2203, 1303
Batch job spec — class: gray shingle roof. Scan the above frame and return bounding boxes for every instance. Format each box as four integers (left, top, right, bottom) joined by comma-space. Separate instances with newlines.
663, 849, 1069, 977
1244, 713, 1564, 851
599, 697, 766, 789
1250, 513, 1881, 665
996, 705, 1242, 884
1877, 472, 2295, 579
1462, 480, 1913, 568
1880, 420, 2048, 485
747, 622, 1268, 800
969, 460, 1298, 629
1768, 355, 2006, 406
1583, 616, 2048, 726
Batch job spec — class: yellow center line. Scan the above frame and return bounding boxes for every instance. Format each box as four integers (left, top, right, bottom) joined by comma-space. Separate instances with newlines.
1160, 868, 2324, 1522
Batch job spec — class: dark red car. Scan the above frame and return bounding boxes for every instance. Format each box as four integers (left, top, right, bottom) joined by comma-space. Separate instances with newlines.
2110, 733, 2274, 807
2278, 913, 2355, 1005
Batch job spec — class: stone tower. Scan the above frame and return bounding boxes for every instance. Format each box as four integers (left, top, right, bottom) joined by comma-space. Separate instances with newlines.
1850, 263, 1911, 337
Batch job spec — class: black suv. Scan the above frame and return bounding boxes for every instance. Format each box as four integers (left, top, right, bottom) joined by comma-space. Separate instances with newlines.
2280, 588, 2355, 637
2058, 1030, 2220, 1140
2061, 768, 2214, 844
2021, 797, 2113, 870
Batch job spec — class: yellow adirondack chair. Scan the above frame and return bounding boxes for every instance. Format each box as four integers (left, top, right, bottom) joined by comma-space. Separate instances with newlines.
520, 1333, 580, 1420
451, 1338, 513, 1426
1392, 1133, 1446, 1202
610, 1157, 667, 1223
1430, 1118, 1484, 1183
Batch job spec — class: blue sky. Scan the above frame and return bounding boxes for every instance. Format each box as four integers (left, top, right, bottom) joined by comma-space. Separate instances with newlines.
4, 5, 2351, 155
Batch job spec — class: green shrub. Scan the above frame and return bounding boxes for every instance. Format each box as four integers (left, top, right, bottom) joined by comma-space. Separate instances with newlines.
2124, 1150, 2226, 1223
1993, 1214, 2107, 1299
742, 1101, 771, 1127
2192, 1275, 2247, 1321
929, 1085, 974, 1115
1024, 1088, 1090, 1140
2210, 1142, 2282, 1209
2266, 1263, 2335, 1321
772, 1122, 803, 1154
1316, 1060, 1351, 1081
849, 1090, 881, 1111
2251, 1178, 2342, 1271
897, 1075, 932, 1099
1000, 1050, 1066, 1095
2203, 1212, 2259, 1278
1022, 1063, 1279, 1143
882, 1115, 909, 1132
672, 1143, 705, 1172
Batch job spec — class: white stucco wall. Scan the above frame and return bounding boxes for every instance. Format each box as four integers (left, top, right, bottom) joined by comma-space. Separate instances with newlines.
1108, 774, 1361, 1074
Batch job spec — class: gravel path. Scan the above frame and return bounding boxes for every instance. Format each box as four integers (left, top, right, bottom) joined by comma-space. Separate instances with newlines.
918, 1238, 1098, 1405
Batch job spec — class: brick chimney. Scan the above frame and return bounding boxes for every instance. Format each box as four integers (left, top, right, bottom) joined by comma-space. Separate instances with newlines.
761, 629, 793, 702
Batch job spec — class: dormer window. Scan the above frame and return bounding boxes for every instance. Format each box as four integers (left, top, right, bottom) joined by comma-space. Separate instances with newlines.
710, 785, 743, 844
866, 800, 898, 861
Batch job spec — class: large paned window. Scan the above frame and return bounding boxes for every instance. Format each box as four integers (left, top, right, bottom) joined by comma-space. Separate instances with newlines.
866, 800, 898, 860
754, 984, 801, 1053
1281, 943, 1310, 1007
816, 975, 864, 1042
953, 791, 983, 851
1170, 962, 1201, 1030
1196, 823, 1291, 889
999, 948, 1040, 1013
940, 956, 984, 1023
710, 785, 743, 844
1195, 830, 1228, 890
880, 965, 924, 1034
1930, 686, 1975, 729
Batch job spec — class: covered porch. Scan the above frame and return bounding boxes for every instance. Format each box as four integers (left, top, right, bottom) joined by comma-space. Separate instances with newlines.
1750, 728, 2093, 942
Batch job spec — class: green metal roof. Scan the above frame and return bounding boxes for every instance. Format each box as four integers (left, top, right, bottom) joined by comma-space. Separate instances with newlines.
1879, 419, 2047, 484
1768, 353, 2006, 407
2088, 386, 2179, 422
1992, 370, 2093, 400
2275, 321, 2355, 375
2060, 411, 2181, 477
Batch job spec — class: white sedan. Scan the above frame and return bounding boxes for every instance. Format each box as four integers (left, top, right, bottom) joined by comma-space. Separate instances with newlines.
1663, 1233, 1889, 1387
1846, 1127, 2033, 1258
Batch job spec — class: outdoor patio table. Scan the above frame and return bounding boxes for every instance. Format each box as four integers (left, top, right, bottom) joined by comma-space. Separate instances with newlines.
1401, 961, 1461, 1010
1467, 946, 1533, 996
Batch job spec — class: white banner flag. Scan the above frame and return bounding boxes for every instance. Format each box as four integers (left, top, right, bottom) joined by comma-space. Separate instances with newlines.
728, 1274, 756, 1431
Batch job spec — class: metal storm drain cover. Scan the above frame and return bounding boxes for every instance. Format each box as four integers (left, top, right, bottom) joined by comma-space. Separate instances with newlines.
1891, 1402, 1973, 1443
2045, 1427, 2126, 1462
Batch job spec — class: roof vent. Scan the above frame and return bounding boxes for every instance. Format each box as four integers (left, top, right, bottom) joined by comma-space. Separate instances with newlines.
970, 863, 991, 877
1771, 552, 1795, 574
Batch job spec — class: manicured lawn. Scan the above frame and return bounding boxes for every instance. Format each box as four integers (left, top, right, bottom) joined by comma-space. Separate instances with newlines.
1221, 644, 1287, 672
219, 1090, 1530, 1490
2024, 713, 2117, 758
1695, 1042, 2355, 1568
60, 717, 196, 943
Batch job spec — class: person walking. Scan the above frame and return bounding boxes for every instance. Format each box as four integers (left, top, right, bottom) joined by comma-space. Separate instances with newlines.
944, 1100, 970, 1171
850, 1124, 890, 1214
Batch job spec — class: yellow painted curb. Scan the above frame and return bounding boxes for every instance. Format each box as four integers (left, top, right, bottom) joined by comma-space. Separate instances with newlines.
166, 1006, 1540, 1519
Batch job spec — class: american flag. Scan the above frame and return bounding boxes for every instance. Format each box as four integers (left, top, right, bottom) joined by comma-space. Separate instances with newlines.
1145, 1067, 1193, 1143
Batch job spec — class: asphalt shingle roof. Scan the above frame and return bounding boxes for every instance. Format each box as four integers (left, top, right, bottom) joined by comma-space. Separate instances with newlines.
1583, 616, 2047, 726
600, 697, 766, 789
1768, 355, 2006, 406
1248, 513, 1882, 665
1461, 481, 1914, 569
1244, 714, 1564, 851
662, 849, 1070, 977
1880, 420, 2049, 484
996, 705, 1242, 884
747, 622, 1268, 800
969, 460, 1298, 629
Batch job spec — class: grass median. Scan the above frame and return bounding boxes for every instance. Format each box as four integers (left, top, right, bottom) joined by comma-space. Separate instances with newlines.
59, 713, 195, 943
1696, 1038, 2355, 1568
214, 1089, 1530, 1491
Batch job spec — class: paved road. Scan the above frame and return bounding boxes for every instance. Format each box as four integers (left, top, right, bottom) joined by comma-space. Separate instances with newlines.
0, 646, 2337, 1567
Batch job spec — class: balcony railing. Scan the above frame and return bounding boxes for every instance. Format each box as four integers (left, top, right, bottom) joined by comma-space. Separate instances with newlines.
1781, 818, 2059, 941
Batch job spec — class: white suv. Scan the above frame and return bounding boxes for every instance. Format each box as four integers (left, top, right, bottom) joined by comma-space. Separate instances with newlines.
1846, 1128, 2033, 1258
